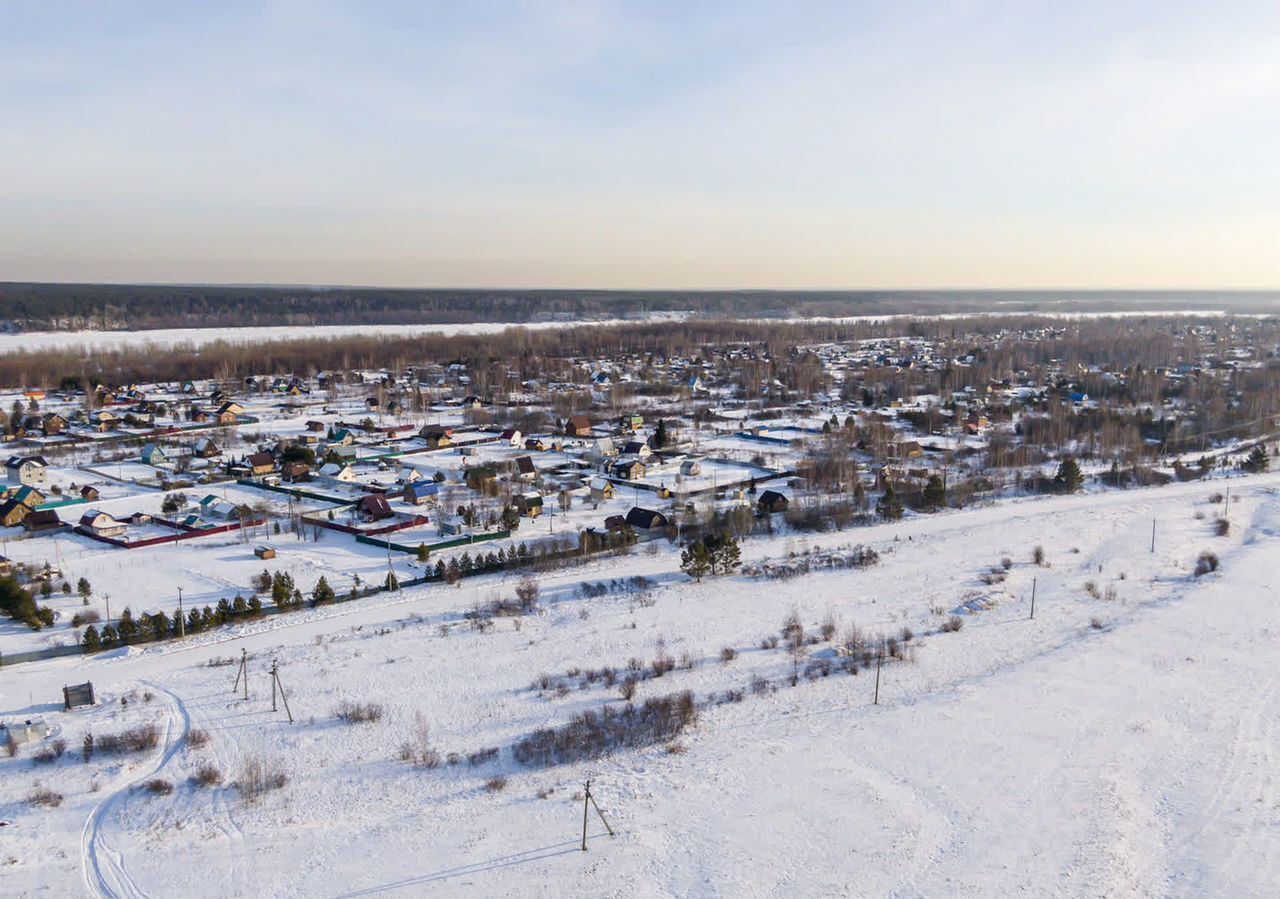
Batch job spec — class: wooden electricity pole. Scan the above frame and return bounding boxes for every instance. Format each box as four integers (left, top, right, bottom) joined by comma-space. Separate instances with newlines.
1029, 577, 1037, 620
1150, 518, 1156, 554
580, 779, 614, 851
873, 652, 882, 705
270, 660, 294, 723
177, 587, 185, 639
232, 647, 248, 700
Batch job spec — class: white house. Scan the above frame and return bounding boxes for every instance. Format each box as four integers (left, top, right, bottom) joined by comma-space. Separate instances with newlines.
78, 510, 128, 539
5, 455, 47, 487
319, 462, 358, 483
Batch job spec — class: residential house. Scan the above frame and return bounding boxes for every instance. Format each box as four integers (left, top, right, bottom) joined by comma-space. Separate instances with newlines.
6, 455, 48, 486
515, 492, 543, 517
419, 426, 454, 448
41, 413, 69, 436
624, 507, 669, 531
246, 452, 276, 476
515, 456, 537, 480
192, 437, 220, 458
757, 489, 789, 514
499, 428, 523, 446
588, 476, 615, 501
79, 485, 100, 502
621, 439, 652, 459
79, 510, 128, 539
565, 415, 593, 437
282, 461, 311, 483
140, 444, 168, 466
319, 462, 357, 483
0, 499, 30, 527
617, 414, 645, 434
403, 482, 439, 506
439, 515, 467, 536
356, 494, 394, 522
23, 510, 63, 532
197, 496, 240, 520
14, 486, 45, 509
612, 457, 646, 480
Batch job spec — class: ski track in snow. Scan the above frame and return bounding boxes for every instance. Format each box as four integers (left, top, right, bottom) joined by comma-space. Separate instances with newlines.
81, 683, 190, 899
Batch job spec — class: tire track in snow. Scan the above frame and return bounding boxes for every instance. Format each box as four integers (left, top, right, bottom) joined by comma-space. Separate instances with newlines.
81, 683, 190, 899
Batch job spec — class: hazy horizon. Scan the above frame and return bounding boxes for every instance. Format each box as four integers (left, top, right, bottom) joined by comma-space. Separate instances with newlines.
4, 2, 1279, 289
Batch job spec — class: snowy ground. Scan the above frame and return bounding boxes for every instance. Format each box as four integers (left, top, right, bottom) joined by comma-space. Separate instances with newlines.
0, 308, 1251, 356
0, 320, 627, 355
1, 475, 1278, 897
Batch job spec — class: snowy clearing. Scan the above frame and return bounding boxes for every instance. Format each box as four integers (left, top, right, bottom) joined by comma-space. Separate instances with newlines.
1, 474, 1278, 897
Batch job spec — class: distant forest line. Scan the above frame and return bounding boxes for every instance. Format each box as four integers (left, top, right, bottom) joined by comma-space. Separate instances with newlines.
2, 282, 1279, 332
0, 313, 1272, 389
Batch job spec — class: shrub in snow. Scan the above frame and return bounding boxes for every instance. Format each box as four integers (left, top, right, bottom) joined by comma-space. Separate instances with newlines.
27, 786, 63, 808
236, 756, 288, 802
1194, 551, 1219, 576
334, 701, 384, 724
96, 723, 159, 755
191, 764, 223, 787
513, 691, 697, 768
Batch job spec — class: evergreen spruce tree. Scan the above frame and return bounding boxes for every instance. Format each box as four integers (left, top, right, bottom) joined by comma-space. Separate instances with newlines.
877, 484, 903, 520
680, 541, 713, 582
1245, 445, 1270, 473
312, 576, 336, 605
1055, 457, 1084, 493
117, 607, 137, 642
923, 474, 946, 510
81, 624, 101, 652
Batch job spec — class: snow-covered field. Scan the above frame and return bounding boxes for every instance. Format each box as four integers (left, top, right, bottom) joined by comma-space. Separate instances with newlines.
2, 476, 1278, 897
0, 318, 652, 354
0, 308, 1257, 356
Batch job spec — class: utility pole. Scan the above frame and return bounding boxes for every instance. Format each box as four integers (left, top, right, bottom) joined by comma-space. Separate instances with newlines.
177, 587, 185, 639
232, 647, 248, 700
1029, 577, 1037, 620
1151, 518, 1156, 554
1225, 484, 1230, 517
580, 779, 615, 851
270, 660, 294, 723
873, 652, 882, 705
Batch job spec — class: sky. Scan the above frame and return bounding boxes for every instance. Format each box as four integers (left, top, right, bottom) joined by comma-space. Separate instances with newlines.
2, 0, 1279, 290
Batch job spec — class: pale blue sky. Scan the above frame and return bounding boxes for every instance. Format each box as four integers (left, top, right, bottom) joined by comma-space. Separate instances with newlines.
2, 1, 1278, 288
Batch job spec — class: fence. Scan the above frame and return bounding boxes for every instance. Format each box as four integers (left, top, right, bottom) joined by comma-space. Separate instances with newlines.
356, 529, 512, 555
74, 516, 267, 549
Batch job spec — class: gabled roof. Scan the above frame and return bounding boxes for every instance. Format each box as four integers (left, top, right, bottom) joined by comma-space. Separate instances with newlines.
625, 507, 667, 529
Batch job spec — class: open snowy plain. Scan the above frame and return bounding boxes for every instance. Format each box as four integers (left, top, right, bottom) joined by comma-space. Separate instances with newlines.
1, 474, 1277, 898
